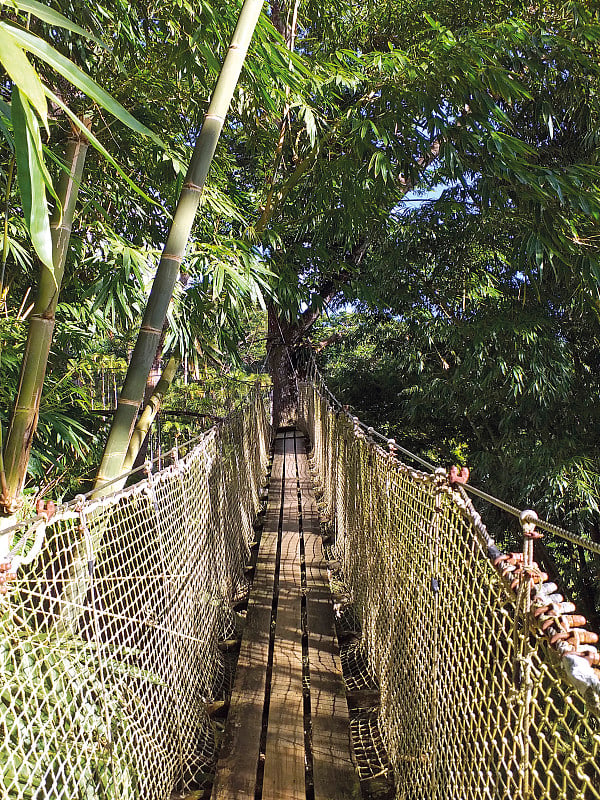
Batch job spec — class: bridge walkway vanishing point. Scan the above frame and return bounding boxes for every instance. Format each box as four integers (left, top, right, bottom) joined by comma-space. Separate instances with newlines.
211, 427, 360, 800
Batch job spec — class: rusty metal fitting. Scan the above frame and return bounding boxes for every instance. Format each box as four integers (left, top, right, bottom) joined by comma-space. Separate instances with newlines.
36, 498, 56, 521
564, 614, 587, 629
539, 601, 577, 622
495, 559, 520, 579
541, 613, 586, 632
493, 552, 523, 569
520, 509, 541, 539
528, 565, 548, 584
449, 465, 470, 485
580, 649, 600, 666
550, 628, 598, 646
0, 558, 17, 594
509, 561, 546, 591
534, 599, 565, 619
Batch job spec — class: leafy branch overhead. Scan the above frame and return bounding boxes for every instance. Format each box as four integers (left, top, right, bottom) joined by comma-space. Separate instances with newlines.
0, 0, 163, 274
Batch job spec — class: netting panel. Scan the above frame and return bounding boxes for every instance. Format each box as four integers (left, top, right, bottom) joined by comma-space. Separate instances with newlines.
1, 386, 271, 800
299, 382, 600, 800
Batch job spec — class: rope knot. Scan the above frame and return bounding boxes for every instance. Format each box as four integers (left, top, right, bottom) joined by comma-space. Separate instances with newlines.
520, 509, 541, 539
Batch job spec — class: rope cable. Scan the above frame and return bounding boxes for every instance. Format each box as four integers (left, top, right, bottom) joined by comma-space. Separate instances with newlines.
306, 359, 600, 555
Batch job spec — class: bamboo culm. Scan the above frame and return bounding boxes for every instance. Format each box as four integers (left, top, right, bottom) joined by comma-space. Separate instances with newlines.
121, 355, 180, 478
1, 134, 89, 513
94, 0, 265, 494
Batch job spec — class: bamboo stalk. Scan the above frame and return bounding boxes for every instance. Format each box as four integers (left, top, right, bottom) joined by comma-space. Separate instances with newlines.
94, 0, 265, 494
121, 355, 180, 476
1, 132, 89, 513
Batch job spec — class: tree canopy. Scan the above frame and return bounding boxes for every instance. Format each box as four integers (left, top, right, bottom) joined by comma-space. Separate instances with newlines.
1, 0, 599, 592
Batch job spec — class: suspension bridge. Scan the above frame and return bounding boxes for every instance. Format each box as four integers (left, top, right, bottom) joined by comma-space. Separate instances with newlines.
1, 373, 600, 800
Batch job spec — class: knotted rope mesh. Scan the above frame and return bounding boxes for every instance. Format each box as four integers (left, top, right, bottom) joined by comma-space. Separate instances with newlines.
1, 385, 271, 800
298, 380, 600, 800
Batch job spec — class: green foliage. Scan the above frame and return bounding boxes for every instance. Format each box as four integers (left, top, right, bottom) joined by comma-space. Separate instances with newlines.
314, 195, 600, 621
0, 603, 160, 798
0, 2, 162, 272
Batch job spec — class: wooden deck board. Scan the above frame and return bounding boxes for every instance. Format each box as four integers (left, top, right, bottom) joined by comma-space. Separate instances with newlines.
297, 437, 361, 800
211, 434, 285, 800
212, 430, 358, 800
262, 435, 305, 800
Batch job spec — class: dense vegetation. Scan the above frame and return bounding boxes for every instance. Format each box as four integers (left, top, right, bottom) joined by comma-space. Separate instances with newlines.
1, 0, 600, 611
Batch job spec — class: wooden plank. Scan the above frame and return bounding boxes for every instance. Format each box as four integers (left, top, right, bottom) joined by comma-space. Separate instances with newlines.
296, 435, 361, 800
262, 433, 305, 800
213, 430, 358, 800
211, 433, 285, 800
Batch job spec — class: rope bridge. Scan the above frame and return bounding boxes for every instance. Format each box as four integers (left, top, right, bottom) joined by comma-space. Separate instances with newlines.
1, 378, 600, 799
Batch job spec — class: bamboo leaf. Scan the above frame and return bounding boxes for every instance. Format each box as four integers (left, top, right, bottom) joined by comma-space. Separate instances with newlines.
1, 22, 164, 147
0, 97, 13, 150
44, 87, 161, 208
0, 24, 47, 129
11, 87, 54, 273
0, 0, 108, 49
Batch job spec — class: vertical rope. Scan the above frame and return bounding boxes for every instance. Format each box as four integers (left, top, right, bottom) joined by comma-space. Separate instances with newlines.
144, 463, 186, 778
76, 495, 116, 788
518, 509, 539, 800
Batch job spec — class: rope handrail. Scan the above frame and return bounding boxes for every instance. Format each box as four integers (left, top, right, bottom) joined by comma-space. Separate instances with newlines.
1, 382, 273, 800
298, 376, 600, 800
0, 380, 267, 540
3, 365, 600, 800
303, 358, 600, 556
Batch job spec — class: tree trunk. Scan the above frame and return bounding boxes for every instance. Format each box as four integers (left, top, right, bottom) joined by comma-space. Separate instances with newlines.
1, 131, 89, 513
94, 0, 264, 494
267, 304, 299, 429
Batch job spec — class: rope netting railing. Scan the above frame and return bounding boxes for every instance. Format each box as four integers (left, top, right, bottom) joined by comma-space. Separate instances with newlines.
298, 377, 600, 800
1, 384, 271, 800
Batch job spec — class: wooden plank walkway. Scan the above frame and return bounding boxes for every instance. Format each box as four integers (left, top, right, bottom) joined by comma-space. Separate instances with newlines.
212, 429, 360, 800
